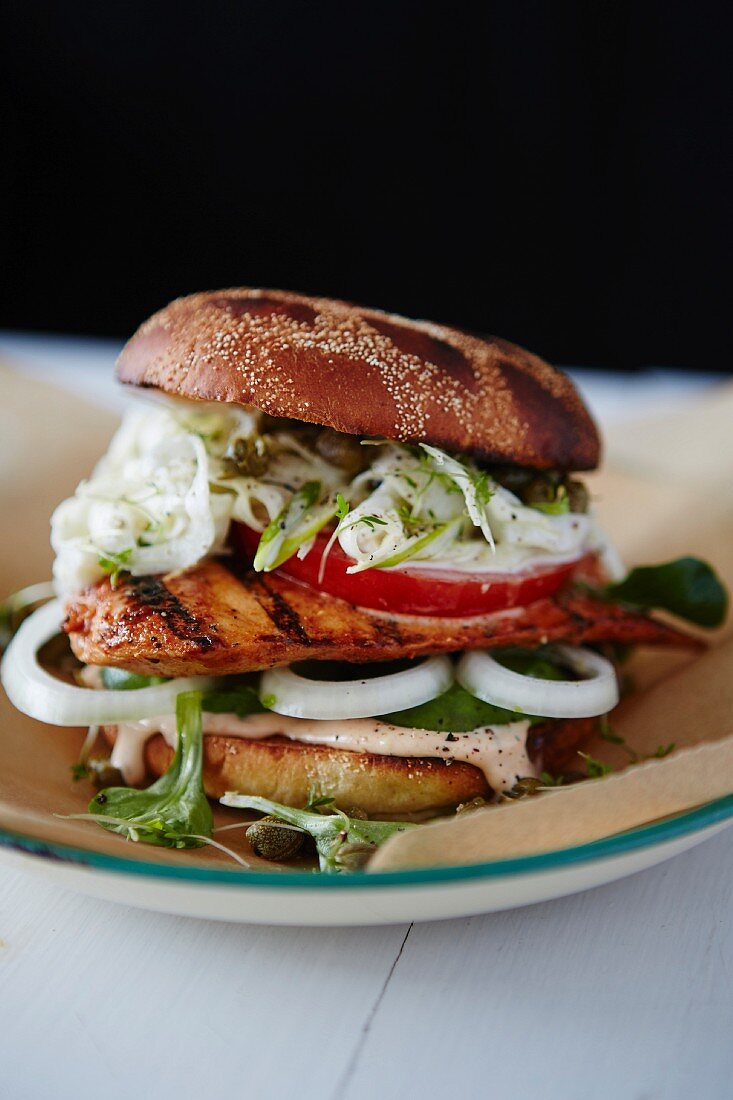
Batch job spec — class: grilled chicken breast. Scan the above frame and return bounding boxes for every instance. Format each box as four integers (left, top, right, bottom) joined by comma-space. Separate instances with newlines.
63, 558, 697, 677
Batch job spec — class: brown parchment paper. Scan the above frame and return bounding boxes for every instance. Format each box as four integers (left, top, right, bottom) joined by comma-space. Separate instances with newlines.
1, 363, 732, 873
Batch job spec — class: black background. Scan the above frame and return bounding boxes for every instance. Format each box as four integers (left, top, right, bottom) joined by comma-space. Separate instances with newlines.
2, 2, 731, 370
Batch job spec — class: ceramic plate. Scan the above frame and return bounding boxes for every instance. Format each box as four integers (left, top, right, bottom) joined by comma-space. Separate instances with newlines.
2, 793, 732, 925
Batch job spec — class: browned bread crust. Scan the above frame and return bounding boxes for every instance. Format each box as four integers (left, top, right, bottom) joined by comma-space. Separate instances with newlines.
146, 734, 487, 815
116, 288, 600, 471
104, 718, 593, 815
64, 559, 699, 678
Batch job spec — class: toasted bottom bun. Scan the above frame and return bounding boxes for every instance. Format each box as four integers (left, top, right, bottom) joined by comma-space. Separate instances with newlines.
104, 719, 594, 816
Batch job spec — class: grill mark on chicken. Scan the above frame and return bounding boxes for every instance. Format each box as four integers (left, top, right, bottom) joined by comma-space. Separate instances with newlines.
251, 575, 312, 646
120, 575, 219, 650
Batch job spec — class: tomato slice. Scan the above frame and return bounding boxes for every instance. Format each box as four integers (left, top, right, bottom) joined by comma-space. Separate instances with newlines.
233, 523, 584, 617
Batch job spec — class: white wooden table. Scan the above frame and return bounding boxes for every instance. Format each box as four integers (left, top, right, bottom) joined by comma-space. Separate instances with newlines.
1, 333, 731, 1100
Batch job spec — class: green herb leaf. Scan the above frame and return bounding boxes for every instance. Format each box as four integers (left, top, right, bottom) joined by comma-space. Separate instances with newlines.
578, 750, 613, 779
98, 547, 133, 587
590, 718, 675, 769
540, 771, 566, 787
604, 557, 728, 628
352, 514, 389, 530
83, 691, 213, 848
335, 493, 350, 523
597, 716, 639, 762
220, 794, 416, 873
472, 470, 494, 509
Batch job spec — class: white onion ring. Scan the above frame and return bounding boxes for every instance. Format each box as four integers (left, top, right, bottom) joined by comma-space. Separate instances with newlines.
456, 645, 618, 719
260, 655, 454, 720
0, 600, 215, 726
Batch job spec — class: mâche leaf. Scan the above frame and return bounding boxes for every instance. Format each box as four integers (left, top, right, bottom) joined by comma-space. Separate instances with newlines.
220, 794, 416, 873
604, 557, 728, 628
78, 691, 213, 848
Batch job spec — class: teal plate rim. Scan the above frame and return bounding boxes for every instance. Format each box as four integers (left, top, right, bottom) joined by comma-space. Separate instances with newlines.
2, 794, 732, 888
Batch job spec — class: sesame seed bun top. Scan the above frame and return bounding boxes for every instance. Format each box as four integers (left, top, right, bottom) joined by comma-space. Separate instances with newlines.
116, 288, 600, 470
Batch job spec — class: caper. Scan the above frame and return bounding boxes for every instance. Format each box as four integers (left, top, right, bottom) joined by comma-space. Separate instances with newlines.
333, 840, 375, 871
245, 815, 305, 860
221, 437, 269, 478
455, 796, 488, 815
566, 478, 589, 513
86, 756, 125, 789
487, 465, 534, 495
522, 472, 562, 506
314, 429, 368, 477
510, 776, 544, 798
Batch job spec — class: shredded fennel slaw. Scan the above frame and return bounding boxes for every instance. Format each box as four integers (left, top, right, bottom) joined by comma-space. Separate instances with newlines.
51, 396, 610, 596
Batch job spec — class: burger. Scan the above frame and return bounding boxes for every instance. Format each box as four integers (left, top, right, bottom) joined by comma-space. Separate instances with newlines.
1, 289, 726, 869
